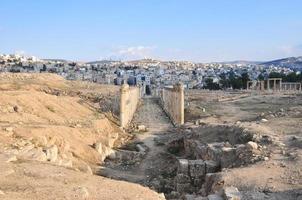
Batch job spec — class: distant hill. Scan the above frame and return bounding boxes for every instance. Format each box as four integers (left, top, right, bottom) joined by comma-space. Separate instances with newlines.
214, 60, 263, 65
42, 58, 70, 63
87, 60, 121, 65
260, 56, 302, 70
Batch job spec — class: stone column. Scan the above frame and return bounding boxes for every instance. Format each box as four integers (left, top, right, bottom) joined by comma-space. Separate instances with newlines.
273, 79, 276, 91
261, 81, 265, 91
267, 80, 270, 90
175, 83, 184, 125
120, 83, 129, 128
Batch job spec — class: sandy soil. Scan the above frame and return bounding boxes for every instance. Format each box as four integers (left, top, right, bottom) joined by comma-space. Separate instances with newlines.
0, 73, 163, 200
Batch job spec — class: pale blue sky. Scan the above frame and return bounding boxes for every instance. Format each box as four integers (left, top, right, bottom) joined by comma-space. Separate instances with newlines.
0, 0, 302, 62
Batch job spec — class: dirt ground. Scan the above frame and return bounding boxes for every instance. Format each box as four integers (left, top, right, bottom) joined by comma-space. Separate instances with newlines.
1, 73, 301, 199
184, 90, 302, 199
0, 73, 164, 200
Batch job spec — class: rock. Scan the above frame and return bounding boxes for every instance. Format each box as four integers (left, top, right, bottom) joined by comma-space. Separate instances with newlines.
223, 186, 241, 200
31, 136, 48, 147
189, 159, 206, 178
13, 105, 22, 112
18, 147, 47, 162
137, 125, 147, 132
58, 158, 73, 168
0, 190, 5, 195
264, 157, 269, 161
202, 173, 224, 196
175, 173, 191, 184
73, 186, 89, 199
178, 159, 189, 174
185, 194, 208, 200
205, 160, 220, 173
75, 124, 82, 128
136, 144, 146, 153
4, 127, 13, 132
246, 141, 258, 150
0, 154, 17, 163
44, 145, 58, 162
94, 142, 103, 154
207, 194, 223, 200
107, 150, 116, 160
176, 183, 191, 193
158, 193, 166, 200
261, 119, 268, 122
220, 147, 237, 168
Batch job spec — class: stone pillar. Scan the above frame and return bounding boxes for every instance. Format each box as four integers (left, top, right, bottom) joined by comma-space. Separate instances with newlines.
267, 80, 270, 90
261, 81, 265, 91
120, 83, 129, 128
175, 83, 184, 125
273, 79, 276, 91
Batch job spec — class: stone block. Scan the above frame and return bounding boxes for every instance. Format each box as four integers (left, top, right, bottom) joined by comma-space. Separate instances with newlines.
207, 194, 223, 200
176, 183, 191, 193
189, 159, 206, 178
223, 186, 241, 200
220, 147, 237, 168
178, 159, 189, 174
207, 143, 223, 164
175, 173, 191, 184
202, 173, 224, 196
205, 160, 219, 173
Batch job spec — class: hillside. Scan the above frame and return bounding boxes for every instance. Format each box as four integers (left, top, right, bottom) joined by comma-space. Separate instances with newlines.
0, 73, 164, 200
261, 56, 302, 70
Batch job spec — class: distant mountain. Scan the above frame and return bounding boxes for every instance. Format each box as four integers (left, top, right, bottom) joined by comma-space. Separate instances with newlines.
260, 56, 302, 70
87, 60, 120, 65
214, 60, 263, 65
42, 58, 70, 63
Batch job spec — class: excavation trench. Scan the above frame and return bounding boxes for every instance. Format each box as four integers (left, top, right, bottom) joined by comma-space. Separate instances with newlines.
99, 98, 268, 199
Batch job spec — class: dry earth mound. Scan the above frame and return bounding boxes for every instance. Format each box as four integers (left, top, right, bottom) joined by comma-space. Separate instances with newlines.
0, 73, 163, 200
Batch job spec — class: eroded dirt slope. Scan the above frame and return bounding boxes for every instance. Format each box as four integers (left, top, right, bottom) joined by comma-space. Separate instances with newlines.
0, 73, 164, 200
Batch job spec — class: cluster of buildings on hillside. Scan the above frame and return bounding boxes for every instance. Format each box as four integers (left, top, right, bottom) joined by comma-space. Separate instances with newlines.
0, 54, 298, 90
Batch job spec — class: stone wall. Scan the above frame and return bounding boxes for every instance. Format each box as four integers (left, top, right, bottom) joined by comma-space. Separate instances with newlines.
160, 83, 184, 125
120, 84, 141, 128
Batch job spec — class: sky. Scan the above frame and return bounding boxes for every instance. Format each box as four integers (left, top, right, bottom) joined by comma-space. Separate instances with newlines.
0, 0, 302, 62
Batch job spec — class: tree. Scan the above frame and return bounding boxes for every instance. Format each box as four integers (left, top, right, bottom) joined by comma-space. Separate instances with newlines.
241, 72, 250, 89
203, 78, 221, 90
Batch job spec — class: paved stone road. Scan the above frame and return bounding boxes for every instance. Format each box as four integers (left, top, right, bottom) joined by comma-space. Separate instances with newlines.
99, 96, 173, 184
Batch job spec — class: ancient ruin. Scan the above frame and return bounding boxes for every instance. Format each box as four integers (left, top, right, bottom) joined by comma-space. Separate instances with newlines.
247, 78, 302, 92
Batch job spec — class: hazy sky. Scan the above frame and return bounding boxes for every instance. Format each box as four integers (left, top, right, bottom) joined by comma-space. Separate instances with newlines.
1, 0, 302, 62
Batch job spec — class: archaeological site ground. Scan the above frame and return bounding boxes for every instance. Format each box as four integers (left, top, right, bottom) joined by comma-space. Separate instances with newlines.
0, 73, 301, 200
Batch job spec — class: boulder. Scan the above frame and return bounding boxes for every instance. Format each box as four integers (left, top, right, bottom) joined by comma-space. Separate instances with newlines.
202, 173, 224, 196
220, 147, 237, 168
223, 186, 241, 200
178, 159, 189, 174
189, 160, 206, 178
205, 160, 219, 173
246, 141, 258, 150
137, 125, 147, 132
44, 145, 58, 162
175, 173, 191, 184
18, 147, 47, 162
4, 127, 13, 132
176, 183, 191, 193
207, 194, 223, 200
